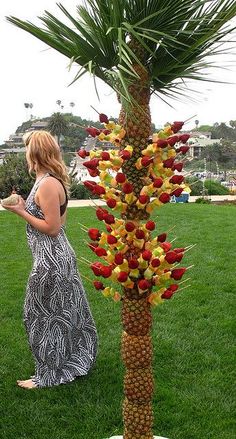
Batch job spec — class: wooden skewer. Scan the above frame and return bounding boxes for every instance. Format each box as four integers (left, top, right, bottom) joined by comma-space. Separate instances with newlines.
90, 105, 99, 115
166, 225, 176, 233
178, 284, 191, 292
184, 114, 197, 123
77, 258, 90, 266
170, 237, 177, 243
186, 264, 194, 270
184, 244, 196, 253
178, 277, 191, 285
78, 221, 88, 230
80, 256, 93, 264
80, 273, 94, 283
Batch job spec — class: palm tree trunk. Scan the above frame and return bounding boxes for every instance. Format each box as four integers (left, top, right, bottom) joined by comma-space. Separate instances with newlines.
118, 38, 154, 439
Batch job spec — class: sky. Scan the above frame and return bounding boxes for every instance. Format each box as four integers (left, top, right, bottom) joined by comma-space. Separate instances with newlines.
1, 0, 236, 144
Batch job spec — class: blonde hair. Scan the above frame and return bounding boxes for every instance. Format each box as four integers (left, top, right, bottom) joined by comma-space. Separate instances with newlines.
23, 130, 70, 194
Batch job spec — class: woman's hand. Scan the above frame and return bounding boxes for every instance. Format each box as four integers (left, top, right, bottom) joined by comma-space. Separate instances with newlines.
3, 196, 26, 216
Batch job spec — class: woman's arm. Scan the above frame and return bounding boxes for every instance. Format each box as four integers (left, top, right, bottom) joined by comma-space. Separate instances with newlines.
3, 179, 62, 237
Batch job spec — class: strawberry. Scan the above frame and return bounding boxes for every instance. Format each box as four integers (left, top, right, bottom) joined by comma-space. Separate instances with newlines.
83, 158, 99, 170
169, 175, 184, 185
145, 220, 155, 231
88, 228, 101, 241
93, 185, 106, 195
172, 162, 183, 172
138, 194, 150, 204
171, 267, 186, 280
138, 279, 151, 291
95, 247, 107, 257
163, 158, 175, 168
107, 198, 117, 208
141, 156, 153, 167
115, 173, 126, 183
160, 242, 172, 252
88, 168, 100, 177
157, 139, 168, 148
161, 289, 174, 299
123, 182, 133, 194
100, 265, 112, 278
104, 214, 115, 225
171, 121, 184, 133
99, 113, 109, 124
93, 280, 105, 290
86, 127, 100, 137
125, 222, 135, 232
180, 134, 190, 144
77, 148, 89, 158
120, 150, 131, 160
135, 229, 145, 239
118, 271, 128, 283
157, 233, 167, 242
142, 250, 152, 261
91, 262, 103, 276
151, 258, 160, 268
153, 177, 163, 188
171, 188, 183, 197
96, 207, 108, 221
177, 146, 189, 154
114, 252, 124, 265
107, 235, 117, 244
101, 151, 110, 161
165, 251, 178, 264
128, 258, 139, 269
83, 180, 97, 191
167, 136, 179, 146
159, 193, 170, 203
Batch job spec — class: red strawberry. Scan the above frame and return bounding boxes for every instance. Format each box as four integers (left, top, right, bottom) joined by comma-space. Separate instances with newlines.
96, 207, 108, 221
151, 258, 160, 268
141, 156, 153, 167
171, 121, 184, 133
171, 267, 186, 280
104, 214, 115, 225
135, 229, 145, 239
169, 175, 184, 185
169, 284, 179, 292
142, 250, 152, 261
138, 194, 150, 204
83, 158, 99, 170
177, 146, 189, 154
100, 265, 112, 278
118, 271, 129, 283
161, 289, 174, 299
88, 242, 98, 252
88, 228, 101, 241
123, 182, 133, 194
120, 150, 131, 160
172, 162, 183, 172
153, 177, 163, 188
115, 252, 124, 265
125, 222, 135, 232
86, 127, 100, 137
93, 185, 106, 195
157, 139, 168, 148
91, 262, 103, 276
163, 158, 175, 169
167, 136, 179, 147
106, 225, 112, 233
107, 198, 117, 208
145, 220, 155, 231
158, 233, 167, 242
107, 234, 117, 244
165, 251, 178, 264
88, 168, 100, 177
101, 151, 110, 161
95, 247, 107, 257
128, 258, 139, 269
159, 193, 170, 204
174, 247, 185, 253
116, 173, 126, 183
180, 134, 190, 144
175, 252, 184, 262
93, 280, 105, 290
138, 279, 151, 291
77, 148, 89, 158
99, 113, 109, 124
83, 180, 97, 191
160, 242, 172, 252
171, 188, 183, 197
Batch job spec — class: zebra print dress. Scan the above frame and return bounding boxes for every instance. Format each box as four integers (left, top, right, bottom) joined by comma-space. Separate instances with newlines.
24, 174, 98, 387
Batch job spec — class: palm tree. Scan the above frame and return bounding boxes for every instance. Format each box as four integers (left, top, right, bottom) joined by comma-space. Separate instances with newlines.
48, 112, 68, 147
8, 2, 236, 438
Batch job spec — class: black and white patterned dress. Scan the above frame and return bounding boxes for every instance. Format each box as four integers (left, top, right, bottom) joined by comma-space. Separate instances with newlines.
24, 174, 97, 387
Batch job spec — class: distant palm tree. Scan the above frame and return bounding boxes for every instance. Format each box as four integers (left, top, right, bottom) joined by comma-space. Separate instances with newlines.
48, 112, 68, 147
195, 119, 199, 130
70, 102, 75, 113
56, 99, 61, 108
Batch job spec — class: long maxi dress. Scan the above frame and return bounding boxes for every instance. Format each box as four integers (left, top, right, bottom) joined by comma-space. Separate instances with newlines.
23, 173, 98, 387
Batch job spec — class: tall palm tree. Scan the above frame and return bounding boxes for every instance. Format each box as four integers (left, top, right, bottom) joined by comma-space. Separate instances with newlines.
48, 112, 68, 147
8, 2, 236, 438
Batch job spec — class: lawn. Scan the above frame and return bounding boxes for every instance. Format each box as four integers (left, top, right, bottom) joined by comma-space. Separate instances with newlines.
0, 204, 235, 439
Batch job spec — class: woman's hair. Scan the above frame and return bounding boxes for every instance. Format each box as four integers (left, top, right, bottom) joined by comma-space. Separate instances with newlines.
23, 130, 70, 193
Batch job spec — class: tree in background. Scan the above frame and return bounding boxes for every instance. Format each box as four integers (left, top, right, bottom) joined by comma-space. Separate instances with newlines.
48, 112, 69, 147
0, 154, 33, 199
8, 1, 236, 438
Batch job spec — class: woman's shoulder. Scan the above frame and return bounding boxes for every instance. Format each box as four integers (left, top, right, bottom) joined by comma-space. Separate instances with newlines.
38, 175, 62, 193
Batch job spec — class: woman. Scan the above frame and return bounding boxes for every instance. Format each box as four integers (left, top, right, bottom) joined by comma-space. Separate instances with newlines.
3, 130, 97, 389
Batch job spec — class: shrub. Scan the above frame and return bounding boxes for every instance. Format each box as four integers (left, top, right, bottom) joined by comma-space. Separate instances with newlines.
195, 197, 211, 204
204, 179, 230, 195
0, 153, 34, 199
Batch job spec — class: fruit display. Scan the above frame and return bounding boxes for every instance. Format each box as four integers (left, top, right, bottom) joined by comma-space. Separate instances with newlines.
77, 113, 191, 439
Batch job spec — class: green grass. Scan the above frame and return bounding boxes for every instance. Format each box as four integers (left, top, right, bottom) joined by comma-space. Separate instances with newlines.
0, 204, 235, 439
